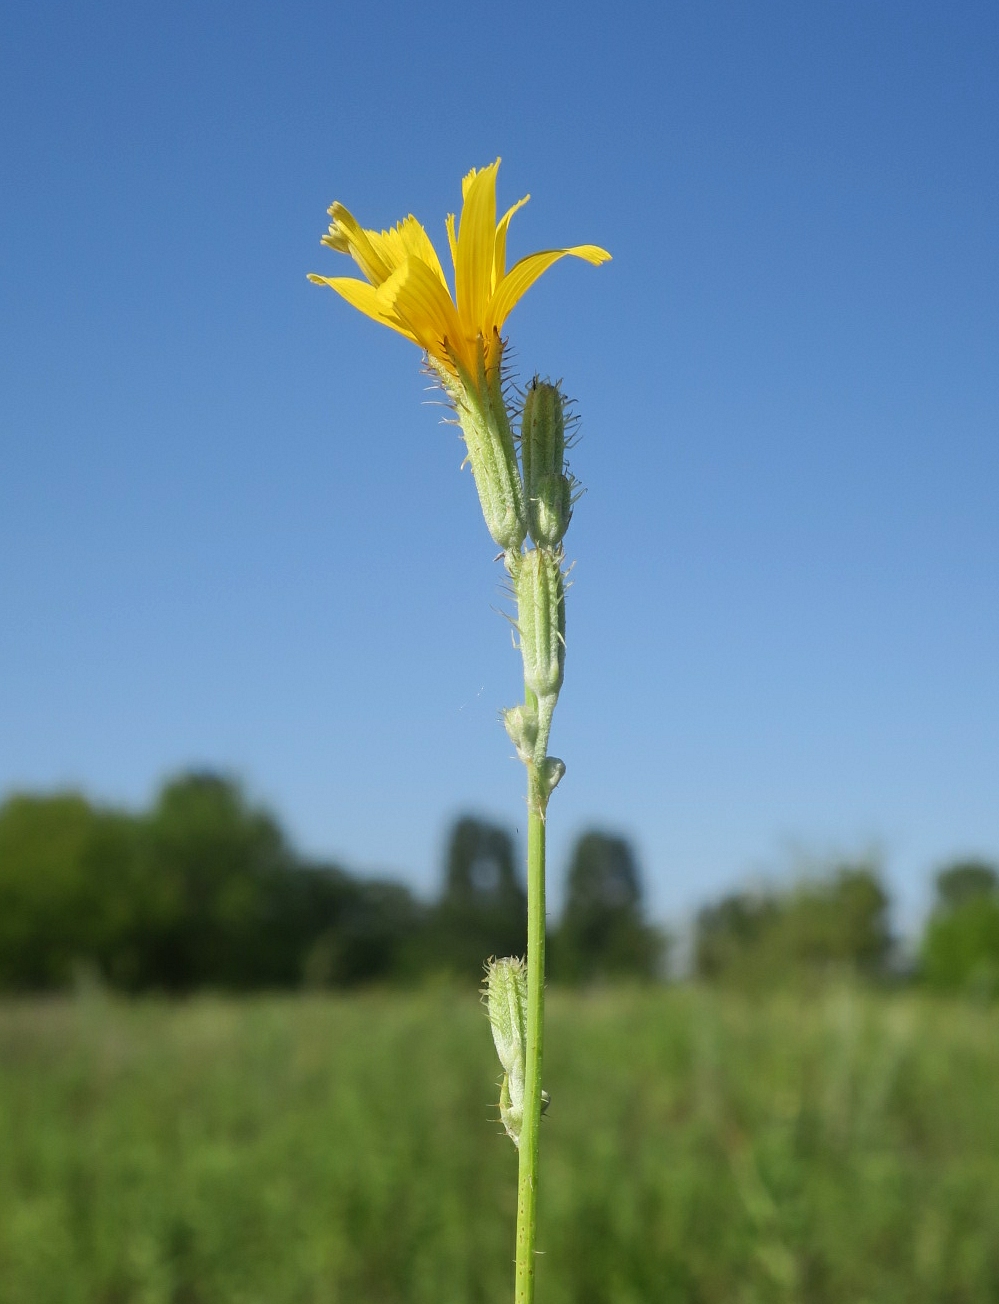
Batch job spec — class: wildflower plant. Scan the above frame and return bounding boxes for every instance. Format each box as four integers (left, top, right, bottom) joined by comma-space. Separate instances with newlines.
310, 159, 609, 1304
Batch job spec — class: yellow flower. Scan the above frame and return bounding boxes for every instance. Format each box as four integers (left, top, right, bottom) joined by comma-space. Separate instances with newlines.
308, 159, 610, 379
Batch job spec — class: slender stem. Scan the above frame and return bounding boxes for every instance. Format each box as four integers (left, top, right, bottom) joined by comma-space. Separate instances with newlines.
515, 767, 546, 1304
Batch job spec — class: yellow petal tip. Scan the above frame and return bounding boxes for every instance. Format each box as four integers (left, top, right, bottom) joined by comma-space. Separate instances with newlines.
576, 245, 612, 265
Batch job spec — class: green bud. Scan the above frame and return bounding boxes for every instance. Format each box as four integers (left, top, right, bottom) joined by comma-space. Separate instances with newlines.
513, 547, 565, 700
521, 379, 574, 547
531, 473, 573, 549
540, 756, 566, 797
503, 702, 538, 764
484, 957, 527, 1147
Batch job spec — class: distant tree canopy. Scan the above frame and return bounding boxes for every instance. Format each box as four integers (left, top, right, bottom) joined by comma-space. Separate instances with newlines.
695, 863, 891, 987
425, 817, 527, 979
550, 831, 664, 983
934, 861, 998, 911
0, 793, 138, 989
921, 860, 999, 996
0, 775, 422, 992
138, 773, 299, 989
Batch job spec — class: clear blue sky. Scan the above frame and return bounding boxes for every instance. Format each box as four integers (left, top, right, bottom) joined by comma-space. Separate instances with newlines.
2, 0, 996, 934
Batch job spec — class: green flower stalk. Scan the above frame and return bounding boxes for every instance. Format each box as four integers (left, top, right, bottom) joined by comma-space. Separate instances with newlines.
310, 158, 609, 1304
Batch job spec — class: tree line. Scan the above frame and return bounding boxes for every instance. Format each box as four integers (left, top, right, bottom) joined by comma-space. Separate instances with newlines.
0, 773, 662, 991
694, 858, 999, 994
1, 771, 997, 995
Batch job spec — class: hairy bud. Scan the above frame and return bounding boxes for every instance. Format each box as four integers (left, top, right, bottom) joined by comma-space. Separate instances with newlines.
503, 702, 539, 764
436, 340, 526, 551
521, 379, 574, 547
484, 957, 528, 1146
512, 547, 566, 700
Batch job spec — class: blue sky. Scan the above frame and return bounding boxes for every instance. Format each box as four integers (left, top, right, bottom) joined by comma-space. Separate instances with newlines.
2, 0, 997, 934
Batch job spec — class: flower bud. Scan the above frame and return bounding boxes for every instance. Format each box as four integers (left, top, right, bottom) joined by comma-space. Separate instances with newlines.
540, 756, 566, 797
503, 702, 538, 764
513, 548, 565, 699
521, 379, 574, 547
483, 957, 527, 1147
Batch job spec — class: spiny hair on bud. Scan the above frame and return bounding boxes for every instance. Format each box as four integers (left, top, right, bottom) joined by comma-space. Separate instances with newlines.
492, 604, 522, 647
559, 403, 582, 453
513, 376, 581, 456
421, 352, 451, 390
420, 361, 467, 429
493, 332, 517, 386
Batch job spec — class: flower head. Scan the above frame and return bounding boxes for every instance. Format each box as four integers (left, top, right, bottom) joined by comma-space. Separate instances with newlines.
308, 160, 610, 380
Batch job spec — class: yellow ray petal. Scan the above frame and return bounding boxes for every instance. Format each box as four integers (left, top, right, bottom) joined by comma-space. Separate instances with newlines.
445, 213, 458, 274
492, 194, 530, 293
377, 257, 466, 365
362, 229, 406, 279
486, 245, 612, 336
373, 215, 450, 291
455, 159, 499, 335
321, 202, 392, 286
307, 273, 418, 343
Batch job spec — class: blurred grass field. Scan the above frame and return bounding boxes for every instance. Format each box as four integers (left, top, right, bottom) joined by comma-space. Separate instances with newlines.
2, 986, 999, 1304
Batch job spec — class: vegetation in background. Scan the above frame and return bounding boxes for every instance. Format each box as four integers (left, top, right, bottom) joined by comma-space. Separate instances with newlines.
694, 863, 892, 987
921, 859, 999, 996
0, 777, 659, 992
0, 775, 423, 992
423, 817, 527, 980
0, 792, 139, 990
549, 831, 664, 983
2, 986, 999, 1304
3, 775, 997, 997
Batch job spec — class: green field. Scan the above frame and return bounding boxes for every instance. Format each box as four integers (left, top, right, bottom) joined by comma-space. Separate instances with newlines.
2, 987, 999, 1304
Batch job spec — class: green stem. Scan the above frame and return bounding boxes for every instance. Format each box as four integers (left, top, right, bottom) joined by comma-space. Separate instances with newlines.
515, 763, 546, 1304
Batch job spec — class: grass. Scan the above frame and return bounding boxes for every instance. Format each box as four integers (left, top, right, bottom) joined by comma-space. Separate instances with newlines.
1, 985, 999, 1303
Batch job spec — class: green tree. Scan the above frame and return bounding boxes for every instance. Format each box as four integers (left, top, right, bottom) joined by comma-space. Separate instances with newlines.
302, 874, 425, 987
695, 863, 891, 987
935, 860, 998, 909
695, 891, 779, 983
0, 793, 141, 988
428, 817, 527, 979
552, 831, 663, 983
0, 772, 425, 991
921, 859, 999, 996
135, 773, 290, 988
139, 773, 427, 989
135, 772, 389, 989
